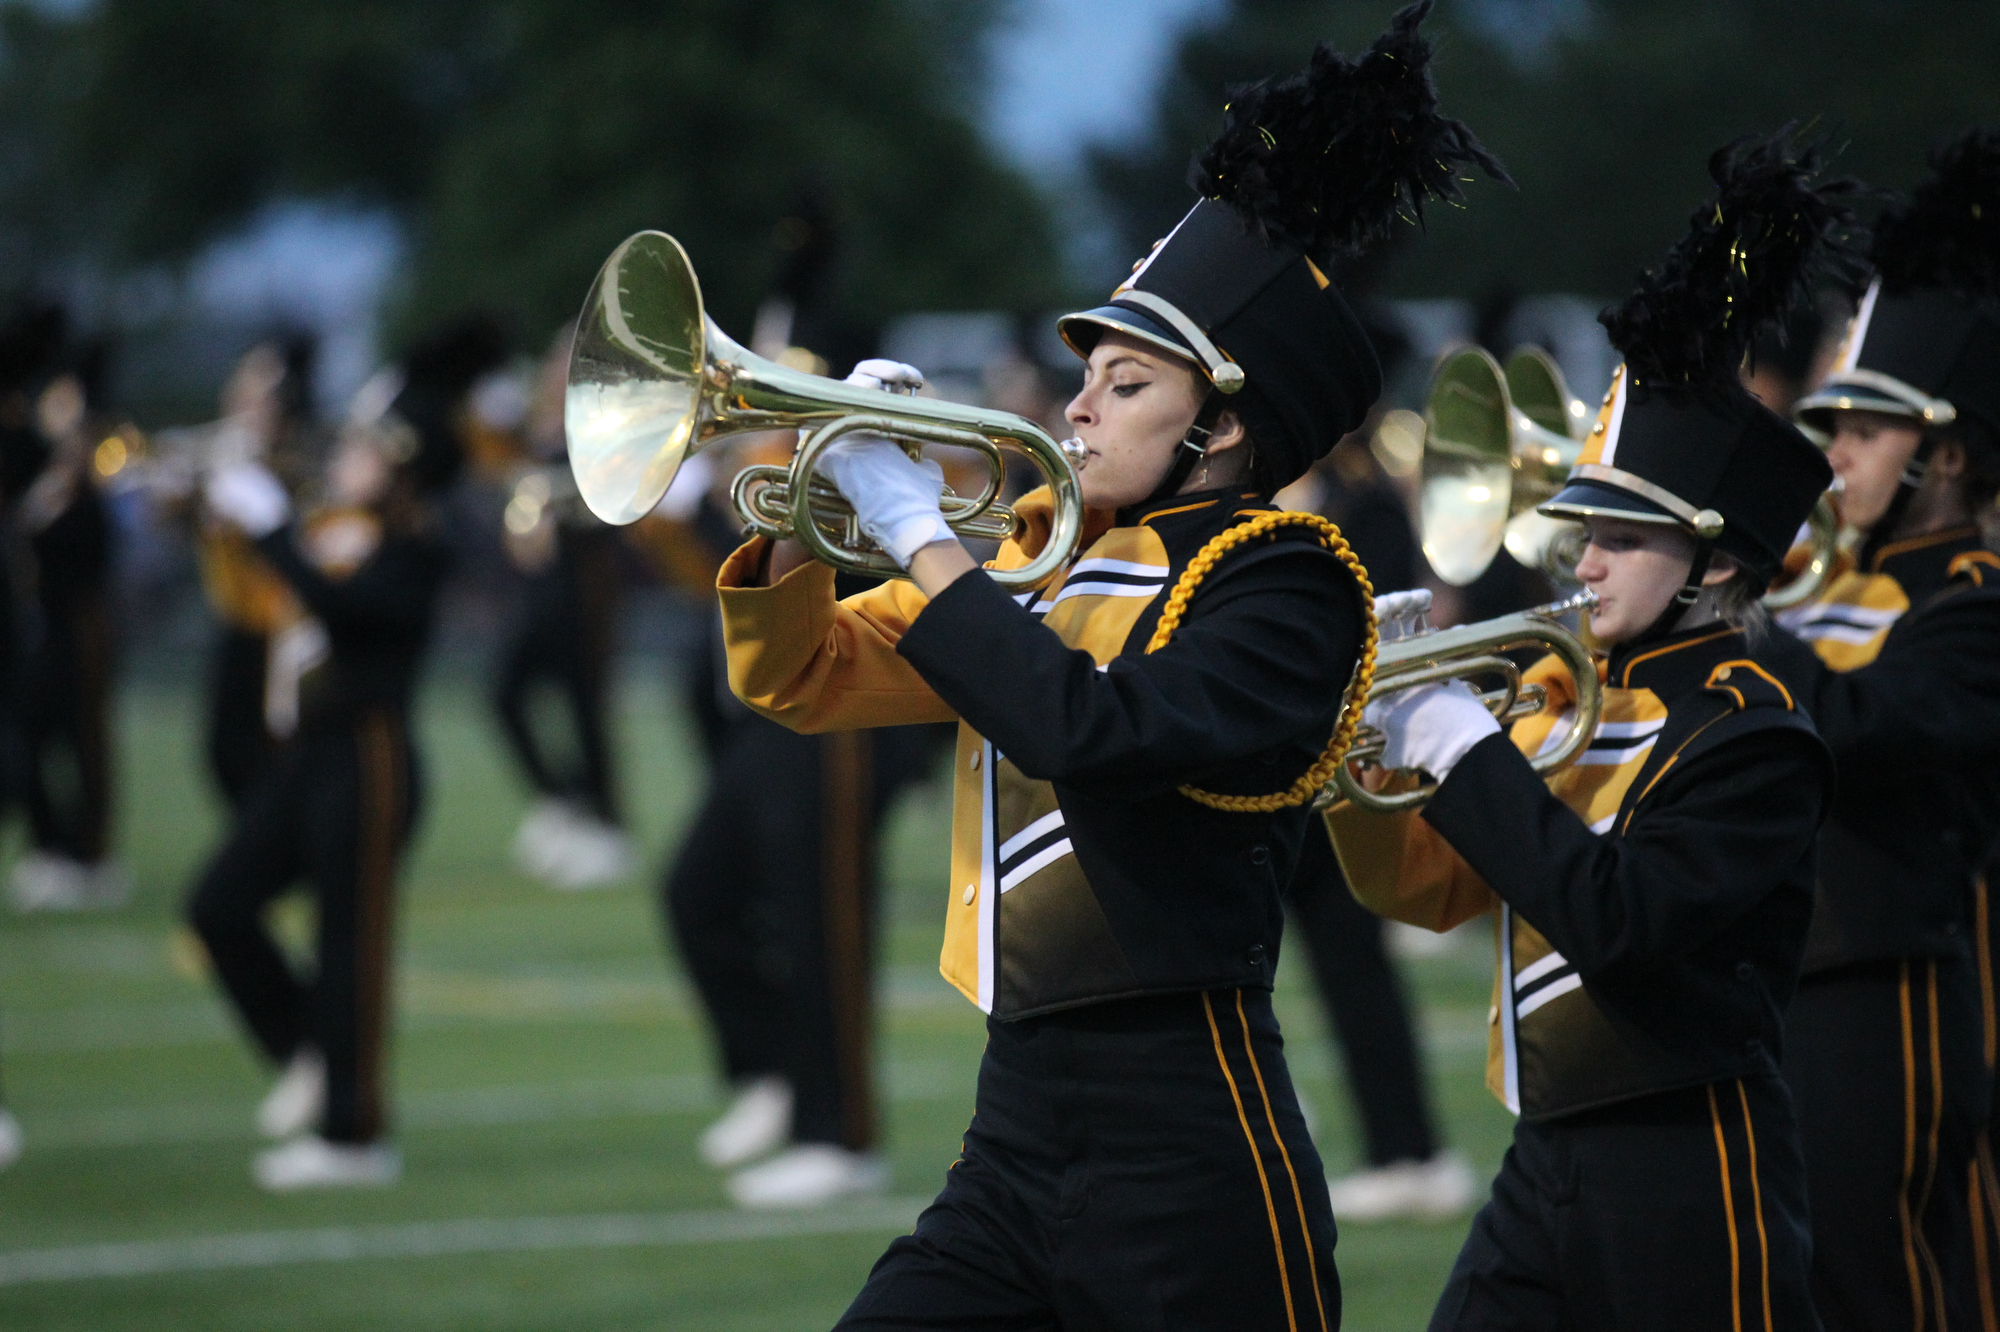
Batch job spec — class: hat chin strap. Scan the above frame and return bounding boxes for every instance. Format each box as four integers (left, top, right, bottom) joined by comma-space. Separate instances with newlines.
1148, 392, 1226, 503
1638, 538, 1717, 642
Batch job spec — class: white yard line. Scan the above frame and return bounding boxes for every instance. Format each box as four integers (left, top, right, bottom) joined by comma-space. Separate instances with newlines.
23, 1062, 971, 1151
0, 1199, 930, 1286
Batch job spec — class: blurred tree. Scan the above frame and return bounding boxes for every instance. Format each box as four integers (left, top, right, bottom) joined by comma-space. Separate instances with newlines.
0, 0, 1063, 353
1093, 0, 2000, 302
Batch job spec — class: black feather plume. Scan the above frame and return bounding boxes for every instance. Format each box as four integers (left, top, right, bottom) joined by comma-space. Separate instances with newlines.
1600, 127, 1867, 390
1188, 0, 1510, 262
1870, 128, 2000, 299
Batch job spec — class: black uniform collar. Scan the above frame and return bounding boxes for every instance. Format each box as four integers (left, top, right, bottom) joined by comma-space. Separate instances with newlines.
1606, 622, 1747, 697
1866, 523, 1983, 598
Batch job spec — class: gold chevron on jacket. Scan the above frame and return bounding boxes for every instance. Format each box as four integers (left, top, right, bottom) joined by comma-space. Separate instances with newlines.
1325, 644, 1693, 1115
721, 490, 1198, 1014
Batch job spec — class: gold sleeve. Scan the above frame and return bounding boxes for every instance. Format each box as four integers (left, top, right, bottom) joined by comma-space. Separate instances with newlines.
716, 538, 960, 732
1322, 798, 1498, 932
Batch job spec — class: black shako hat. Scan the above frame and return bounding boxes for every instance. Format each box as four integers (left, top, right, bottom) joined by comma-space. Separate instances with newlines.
387, 313, 510, 495
1542, 130, 1859, 588
1057, 0, 1507, 490
1796, 129, 2000, 456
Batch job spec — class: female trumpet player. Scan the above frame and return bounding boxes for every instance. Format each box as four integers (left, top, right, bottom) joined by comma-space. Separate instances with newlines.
1327, 132, 1853, 1330
714, 7, 1502, 1325
1770, 130, 2000, 1332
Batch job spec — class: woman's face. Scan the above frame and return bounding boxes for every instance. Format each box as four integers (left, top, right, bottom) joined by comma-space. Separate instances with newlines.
1573, 515, 1698, 644
1824, 409, 1925, 531
1062, 332, 1210, 510
329, 431, 393, 507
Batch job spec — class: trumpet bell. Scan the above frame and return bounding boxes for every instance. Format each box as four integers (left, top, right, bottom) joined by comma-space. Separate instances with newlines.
1418, 345, 1588, 587
566, 231, 708, 525
1420, 347, 1514, 586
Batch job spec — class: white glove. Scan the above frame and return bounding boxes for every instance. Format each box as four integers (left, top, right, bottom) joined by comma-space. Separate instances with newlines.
1363, 681, 1501, 784
815, 435, 953, 569
845, 359, 925, 394
204, 460, 291, 538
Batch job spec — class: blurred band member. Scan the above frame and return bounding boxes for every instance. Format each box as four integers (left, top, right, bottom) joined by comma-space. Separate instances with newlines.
655, 428, 946, 1209
185, 332, 467, 1192
495, 327, 633, 888
1285, 430, 1475, 1222
1772, 130, 2000, 1332
11, 339, 125, 910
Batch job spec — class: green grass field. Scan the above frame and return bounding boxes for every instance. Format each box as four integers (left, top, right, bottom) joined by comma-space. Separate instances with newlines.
0, 667, 1516, 1330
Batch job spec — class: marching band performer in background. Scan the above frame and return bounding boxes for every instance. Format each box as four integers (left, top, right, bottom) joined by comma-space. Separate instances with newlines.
492, 325, 636, 889
1772, 129, 2000, 1332
11, 335, 127, 911
714, 6, 1503, 1324
1328, 131, 1855, 1329
186, 332, 464, 1192
152, 336, 329, 812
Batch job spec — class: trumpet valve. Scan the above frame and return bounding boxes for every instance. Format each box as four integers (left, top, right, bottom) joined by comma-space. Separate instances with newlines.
1372, 589, 1434, 642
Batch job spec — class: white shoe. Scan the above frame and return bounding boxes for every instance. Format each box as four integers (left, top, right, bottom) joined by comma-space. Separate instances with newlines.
1327, 1150, 1479, 1222
0, 1108, 22, 1169
546, 814, 633, 890
727, 1145, 888, 1210
511, 799, 578, 881
10, 852, 127, 912
257, 1049, 325, 1139
699, 1076, 793, 1168
253, 1136, 402, 1191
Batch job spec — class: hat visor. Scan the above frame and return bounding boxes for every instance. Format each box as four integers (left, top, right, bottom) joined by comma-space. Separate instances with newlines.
1794, 378, 1926, 435
1056, 305, 1199, 366
1538, 480, 1684, 527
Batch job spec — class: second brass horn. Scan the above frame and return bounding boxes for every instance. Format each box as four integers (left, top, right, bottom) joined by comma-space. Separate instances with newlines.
563, 231, 1085, 589
1419, 345, 1588, 587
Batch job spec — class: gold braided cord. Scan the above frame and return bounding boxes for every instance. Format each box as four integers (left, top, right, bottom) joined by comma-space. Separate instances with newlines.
1144, 512, 1379, 812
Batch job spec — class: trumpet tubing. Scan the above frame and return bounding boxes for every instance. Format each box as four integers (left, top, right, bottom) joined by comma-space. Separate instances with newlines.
1326, 589, 1602, 814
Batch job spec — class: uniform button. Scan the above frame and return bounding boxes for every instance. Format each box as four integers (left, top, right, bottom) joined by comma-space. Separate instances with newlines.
1947, 921, 1961, 935
1715, 666, 1733, 681
962, 883, 977, 905
1246, 944, 1267, 966
968, 751, 982, 771
1736, 962, 1754, 982
1250, 845, 1270, 866
1488, 1004, 1499, 1026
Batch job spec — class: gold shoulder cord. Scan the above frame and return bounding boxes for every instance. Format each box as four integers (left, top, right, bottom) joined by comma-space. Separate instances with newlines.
1144, 512, 1379, 812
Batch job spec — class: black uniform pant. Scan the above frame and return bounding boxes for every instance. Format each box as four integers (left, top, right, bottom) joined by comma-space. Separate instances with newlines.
1289, 830, 1440, 1167
187, 712, 419, 1144
837, 988, 1340, 1332
1433, 1074, 1816, 1331
1975, 871, 2000, 1327
207, 626, 273, 810
22, 595, 114, 863
493, 529, 622, 825
664, 717, 938, 1150
1784, 957, 1991, 1332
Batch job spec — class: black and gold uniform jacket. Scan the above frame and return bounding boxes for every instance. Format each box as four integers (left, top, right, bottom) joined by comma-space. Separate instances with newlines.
1328, 626, 1832, 1122
255, 508, 451, 735
1769, 525, 2000, 972
716, 487, 1363, 1020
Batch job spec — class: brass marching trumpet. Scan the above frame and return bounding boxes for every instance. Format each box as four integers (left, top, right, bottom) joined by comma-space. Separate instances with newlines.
1325, 589, 1603, 814
1759, 491, 1840, 611
1419, 345, 1590, 587
563, 231, 1085, 589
